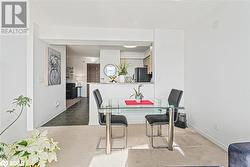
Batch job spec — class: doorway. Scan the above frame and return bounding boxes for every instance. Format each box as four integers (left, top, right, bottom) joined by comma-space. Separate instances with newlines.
87, 64, 100, 83
87, 63, 100, 97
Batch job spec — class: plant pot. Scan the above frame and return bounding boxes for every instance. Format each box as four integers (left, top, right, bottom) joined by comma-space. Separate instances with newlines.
135, 96, 141, 103
119, 75, 125, 83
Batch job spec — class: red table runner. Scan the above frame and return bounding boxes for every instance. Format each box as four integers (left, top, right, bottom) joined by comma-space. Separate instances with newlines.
125, 100, 154, 105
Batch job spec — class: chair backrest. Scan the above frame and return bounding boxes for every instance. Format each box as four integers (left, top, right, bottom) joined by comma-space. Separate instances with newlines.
93, 89, 105, 125
93, 89, 103, 108
168, 89, 183, 107
168, 89, 183, 122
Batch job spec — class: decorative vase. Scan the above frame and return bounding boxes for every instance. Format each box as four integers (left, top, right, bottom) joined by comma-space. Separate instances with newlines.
135, 95, 141, 103
119, 75, 125, 83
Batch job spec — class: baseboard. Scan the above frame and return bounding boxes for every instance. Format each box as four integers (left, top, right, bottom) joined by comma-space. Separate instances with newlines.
188, 123, 228, 152
36, 107, 67, 128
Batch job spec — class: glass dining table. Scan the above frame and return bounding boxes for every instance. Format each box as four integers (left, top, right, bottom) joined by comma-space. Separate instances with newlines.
99, 98, 184, 154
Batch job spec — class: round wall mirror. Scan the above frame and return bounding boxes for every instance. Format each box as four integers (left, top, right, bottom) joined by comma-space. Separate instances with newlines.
104, 64, 117, 77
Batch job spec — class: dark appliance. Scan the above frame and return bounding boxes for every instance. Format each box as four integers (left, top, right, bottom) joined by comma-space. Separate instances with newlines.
66, 83, 77, 99
175, 113, 187, 129
134, 67, 151, 82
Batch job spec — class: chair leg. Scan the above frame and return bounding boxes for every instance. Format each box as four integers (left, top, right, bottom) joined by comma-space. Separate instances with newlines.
125, 126, 128, 148
150, 127, 168, 149
111, 126, 113, 138
145, 120, 149, 136
151, 125, 153, 144
157, 125, 162, 136
146, 120, 167, 137
146, 120, 160, 137
149, 125, 170, 149
96, 126, 127, 150
111, 126, 126, 139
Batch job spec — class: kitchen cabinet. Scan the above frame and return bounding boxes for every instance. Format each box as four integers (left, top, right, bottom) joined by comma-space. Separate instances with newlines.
143, 55, 152, 74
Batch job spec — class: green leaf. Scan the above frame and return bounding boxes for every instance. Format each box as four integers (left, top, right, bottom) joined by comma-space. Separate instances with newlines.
13, 95, 31, 107
0, 154, 7, 160
18, 141, 28, 146
117, 62, 129, 75
21, 151, 31, 157
6, 109, 16, 113
14, 150, 22, 155
134, 88, 138, 96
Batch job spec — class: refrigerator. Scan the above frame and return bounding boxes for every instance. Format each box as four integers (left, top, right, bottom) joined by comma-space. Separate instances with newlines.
134, 67, 152, 82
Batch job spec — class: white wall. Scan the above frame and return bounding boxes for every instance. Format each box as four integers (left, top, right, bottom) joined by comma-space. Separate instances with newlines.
154, 29, 185, 100
0, 36, 28, 143
120, 51, 145, 59
39, 26, 154, 42
185, 2, 250, 149
0, 39, 2, 136
33, 36, 66, 128
100, 50, 120, 83
66, 56, 85, 82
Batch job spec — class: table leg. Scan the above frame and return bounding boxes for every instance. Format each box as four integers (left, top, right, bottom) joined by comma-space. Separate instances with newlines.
106, 112, 112, 154
168, 107, 174, 150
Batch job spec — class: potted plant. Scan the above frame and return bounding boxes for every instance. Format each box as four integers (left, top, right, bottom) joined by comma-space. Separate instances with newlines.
0, 130, 59, 167
117, 62, 129, 83
130, 84, 144, 102
0, 96, 31, 136
0, 96, 59, 167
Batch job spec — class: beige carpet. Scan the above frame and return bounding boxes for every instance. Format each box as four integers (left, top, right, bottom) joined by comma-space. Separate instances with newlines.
41, 125, 227, 167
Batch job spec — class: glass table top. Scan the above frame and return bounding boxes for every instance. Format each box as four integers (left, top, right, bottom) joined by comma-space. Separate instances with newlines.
99, 98, 166, 114
98, 98, 184, 114
100, 98, 169, 110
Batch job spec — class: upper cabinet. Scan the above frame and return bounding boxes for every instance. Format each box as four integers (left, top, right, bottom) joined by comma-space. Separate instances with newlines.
143, 47, 152, 74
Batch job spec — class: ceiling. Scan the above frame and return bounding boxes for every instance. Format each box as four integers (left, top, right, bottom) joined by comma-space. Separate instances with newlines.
66, 45, 150, 57
31, 0, 227, 29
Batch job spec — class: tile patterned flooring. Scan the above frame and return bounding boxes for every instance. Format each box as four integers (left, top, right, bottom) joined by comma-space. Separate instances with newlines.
43, 97, 89, 126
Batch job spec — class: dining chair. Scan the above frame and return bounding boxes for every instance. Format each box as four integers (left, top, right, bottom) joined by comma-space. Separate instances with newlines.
93, 89, 128, 149
145, 89, 183, 148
